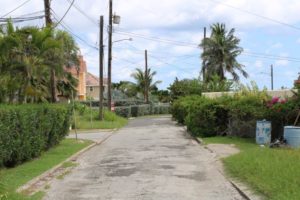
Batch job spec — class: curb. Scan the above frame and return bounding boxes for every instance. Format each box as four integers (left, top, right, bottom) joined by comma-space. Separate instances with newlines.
17, 133, 113, 194
191, 135, 259, 200
69, 128, 116, 134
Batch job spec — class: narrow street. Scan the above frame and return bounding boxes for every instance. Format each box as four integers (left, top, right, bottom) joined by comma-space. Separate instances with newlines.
44, 116, 244, 200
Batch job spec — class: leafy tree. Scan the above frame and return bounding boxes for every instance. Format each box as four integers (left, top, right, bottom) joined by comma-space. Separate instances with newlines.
200, 23, 248, 82
168, 78, 202, 102
152, 89, 171, 103
0, 21, 79, 103
131, 68, 161, 103
202, 75, 233, 92
112, 81, 138, 98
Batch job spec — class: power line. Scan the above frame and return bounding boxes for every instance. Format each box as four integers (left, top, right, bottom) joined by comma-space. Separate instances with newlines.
210, 0, 300, 31
1, 0, 32, 18
114, 29, 199, 48
51, 11, 99, 51
53, 0, 75, 28
14, 10, 44, 18
0, 15, 45, 23
241, 52, 300, 63
66, 0, 98, 25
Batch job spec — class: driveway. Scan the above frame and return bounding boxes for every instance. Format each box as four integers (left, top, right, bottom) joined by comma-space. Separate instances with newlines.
43, 116, 244, 200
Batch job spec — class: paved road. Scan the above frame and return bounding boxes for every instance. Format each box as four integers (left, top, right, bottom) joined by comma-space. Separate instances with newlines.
44, 116, 244, 200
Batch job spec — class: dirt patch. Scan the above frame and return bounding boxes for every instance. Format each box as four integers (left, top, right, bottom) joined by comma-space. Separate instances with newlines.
206, 144, 240, 158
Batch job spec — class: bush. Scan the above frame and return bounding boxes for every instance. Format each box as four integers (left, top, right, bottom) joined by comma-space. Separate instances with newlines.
227, 95, 267, 137
114, 106, 131, 118
171, 91, 273, 138
171, 95, 201, 124
184, 96, 229, 137
0, 104, 71, 167
265, 98, 300, 139
115, 104, 170, 118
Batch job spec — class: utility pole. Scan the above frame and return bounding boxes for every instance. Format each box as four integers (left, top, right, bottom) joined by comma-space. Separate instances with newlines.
44, 0, 56, 102
145, 50, 148, 103
44, 0, 52, 26
107, 0, 113, 111
99, 16, 104, 120
271, 64, 274, 90
202, 27, 206, 82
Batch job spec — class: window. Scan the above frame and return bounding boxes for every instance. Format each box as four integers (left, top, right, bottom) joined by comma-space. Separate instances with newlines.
89, 87, 93, 92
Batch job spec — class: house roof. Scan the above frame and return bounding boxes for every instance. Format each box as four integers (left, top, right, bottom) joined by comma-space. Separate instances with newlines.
86, 72, 108, 86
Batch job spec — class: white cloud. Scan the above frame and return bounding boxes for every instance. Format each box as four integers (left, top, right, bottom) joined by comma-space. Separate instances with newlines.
254, 60, 263, 68
275, 59, 289, 66
2, 0, 300, 89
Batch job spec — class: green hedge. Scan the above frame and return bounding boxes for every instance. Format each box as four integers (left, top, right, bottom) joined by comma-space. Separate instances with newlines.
183, 96, 229, 137
171, 92, 299, 139
0, 104, 71, 167
171, 95, 202, 124
227, 95, 267, 137
115, 104, 170, 118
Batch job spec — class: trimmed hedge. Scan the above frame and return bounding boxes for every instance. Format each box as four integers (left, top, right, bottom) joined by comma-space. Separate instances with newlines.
171, 95, 202, 124
115, 104, 170, 118
171, 92, 299, 139
0, 104, 71, 167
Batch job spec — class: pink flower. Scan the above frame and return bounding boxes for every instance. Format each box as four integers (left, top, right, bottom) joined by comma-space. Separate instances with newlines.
271, 96, 280, 104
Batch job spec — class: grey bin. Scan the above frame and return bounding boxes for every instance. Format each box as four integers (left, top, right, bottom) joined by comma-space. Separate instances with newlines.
256, 120, 271, 145
284, 126, 300, 148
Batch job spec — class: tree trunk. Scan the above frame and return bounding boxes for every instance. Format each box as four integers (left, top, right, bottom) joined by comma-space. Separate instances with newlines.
50, 68, 56, 102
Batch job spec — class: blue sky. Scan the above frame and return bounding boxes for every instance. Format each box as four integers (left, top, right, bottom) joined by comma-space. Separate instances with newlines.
2, 0, 300, 90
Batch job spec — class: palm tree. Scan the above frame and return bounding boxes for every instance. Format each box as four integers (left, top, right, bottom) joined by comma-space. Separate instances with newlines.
131, 68, 161, 103
0, 21, 79, 103
200, 23, 248, 82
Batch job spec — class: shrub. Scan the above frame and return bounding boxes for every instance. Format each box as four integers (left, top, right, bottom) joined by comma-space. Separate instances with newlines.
265, 98, 300, 139
171, 95, 201, 124
184, 96, 229, 137
115, 106, 131, 118
227, 95, 267, 137
115, 104, 170, 118
0, 104, 71, 167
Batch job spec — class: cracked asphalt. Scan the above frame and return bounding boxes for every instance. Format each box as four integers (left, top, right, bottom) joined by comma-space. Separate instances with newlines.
43, 116, 244, 200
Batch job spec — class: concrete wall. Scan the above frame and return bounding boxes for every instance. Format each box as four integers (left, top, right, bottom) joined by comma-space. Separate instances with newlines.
202, 89, 296, 99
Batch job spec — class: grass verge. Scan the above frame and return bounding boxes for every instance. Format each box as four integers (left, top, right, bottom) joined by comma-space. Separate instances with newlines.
202, 136, 300, 200
74, 108, 128, 130
0, 139, 92, 200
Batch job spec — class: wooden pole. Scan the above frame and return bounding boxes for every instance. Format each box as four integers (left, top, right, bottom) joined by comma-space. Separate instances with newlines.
99, 15, 104, 120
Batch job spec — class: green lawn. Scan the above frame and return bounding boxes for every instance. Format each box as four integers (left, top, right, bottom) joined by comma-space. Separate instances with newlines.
74, 108, 128, 130
202, 136, 300, 200
0, 139, 92, 200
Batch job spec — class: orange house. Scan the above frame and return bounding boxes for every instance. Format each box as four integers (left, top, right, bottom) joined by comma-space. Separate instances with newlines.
66, 55, 87, 100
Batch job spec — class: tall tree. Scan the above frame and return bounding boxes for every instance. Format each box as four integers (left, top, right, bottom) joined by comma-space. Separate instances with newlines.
0, 21, 79, 103
200, 23, 248, 82
131, 68, 161, 103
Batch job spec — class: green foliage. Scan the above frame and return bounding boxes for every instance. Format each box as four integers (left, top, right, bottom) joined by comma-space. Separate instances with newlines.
0, 139, 91, 200
0, 22, 79, 103
73, 107, 128, 129
114, 106, 132, 118
168, 78, 202, 102
202, 75, 234, 92
115, 104, 170, 118
204, 136, 300, 200
171, 95, 201, 124
184, 96, 229, 137
112, 81, 138, 98
151, 90, 171, 103
0, 104, 71, 167
131, 68, 161, 103
168, 77, 234, 102
227, 95, 267, 137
